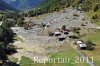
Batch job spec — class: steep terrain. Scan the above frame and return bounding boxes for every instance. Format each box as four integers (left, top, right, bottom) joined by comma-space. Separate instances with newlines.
0, 0, 17, 11
0, 0, 45, 11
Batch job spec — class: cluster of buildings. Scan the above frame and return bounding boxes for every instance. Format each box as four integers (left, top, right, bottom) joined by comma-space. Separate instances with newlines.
44, 22, 87, 50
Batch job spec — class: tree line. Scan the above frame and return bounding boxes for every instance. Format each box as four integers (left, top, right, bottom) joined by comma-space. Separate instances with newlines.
25, 0, 100, 17
0, 18, 19, 66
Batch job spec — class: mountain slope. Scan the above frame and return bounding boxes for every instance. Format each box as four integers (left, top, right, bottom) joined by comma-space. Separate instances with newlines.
0, 0, 18, 11
0, 0, 45, 11
16, 0, 45, 10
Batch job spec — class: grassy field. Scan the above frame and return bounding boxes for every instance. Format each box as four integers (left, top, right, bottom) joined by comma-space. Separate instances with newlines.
0, 14, 3, 16
81, 30, 100, 66
86, 10, 100, 26
9, 56, 18, 63
86, 10, 100, 18
20, 49, 89, 66
95, 20, 100, 26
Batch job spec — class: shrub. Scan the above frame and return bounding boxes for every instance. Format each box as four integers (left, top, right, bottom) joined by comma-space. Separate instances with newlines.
73, 13, 79, 17
92, 14, 99, 19
86, 40, 96, 50
48, 32, 54, 36
62, 25, 66, 30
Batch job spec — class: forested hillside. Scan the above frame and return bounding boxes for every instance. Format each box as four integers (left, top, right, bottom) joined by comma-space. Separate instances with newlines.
28, 0, 100, 17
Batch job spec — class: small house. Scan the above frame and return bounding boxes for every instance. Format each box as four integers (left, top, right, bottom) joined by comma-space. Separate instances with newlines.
77, 40, 87, 50
77, 41, 83, 44
78, 43, 87, 50
64, 31, 69, 35
54, 32, 61, 36
58, 34, 66, 41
